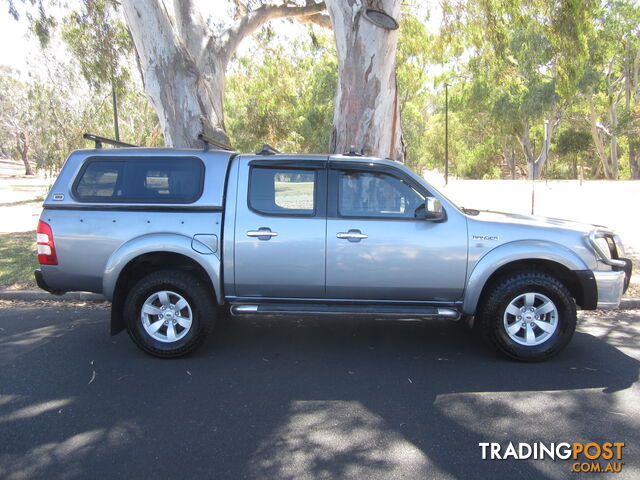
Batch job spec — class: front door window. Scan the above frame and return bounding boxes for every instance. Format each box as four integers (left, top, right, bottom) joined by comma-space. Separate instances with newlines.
338, 170, 425, 219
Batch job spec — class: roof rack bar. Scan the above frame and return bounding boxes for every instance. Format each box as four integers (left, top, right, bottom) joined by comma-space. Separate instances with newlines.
198, 133, 234, 152
83, 133, 137, 149
257, 143, 280, 155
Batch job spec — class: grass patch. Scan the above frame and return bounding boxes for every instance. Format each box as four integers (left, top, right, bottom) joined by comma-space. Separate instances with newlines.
0, 196, 44, 207
0, 230, 38, 289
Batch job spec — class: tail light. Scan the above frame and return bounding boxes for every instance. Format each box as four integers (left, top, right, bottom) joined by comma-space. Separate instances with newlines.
36, 221, 58, 265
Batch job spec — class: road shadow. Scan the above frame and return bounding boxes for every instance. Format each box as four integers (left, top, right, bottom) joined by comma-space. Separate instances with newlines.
0, 308, 638, 479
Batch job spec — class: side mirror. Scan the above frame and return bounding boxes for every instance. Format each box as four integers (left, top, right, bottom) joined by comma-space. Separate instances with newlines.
425, 197, 444, 221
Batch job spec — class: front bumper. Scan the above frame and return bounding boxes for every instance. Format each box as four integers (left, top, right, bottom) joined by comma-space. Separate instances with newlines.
594, 258, 632, 309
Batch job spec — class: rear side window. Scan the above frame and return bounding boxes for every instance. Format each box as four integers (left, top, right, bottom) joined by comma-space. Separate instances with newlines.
73, 157, 204, 203
75, 161, 123, 199
249, 167, 316, 215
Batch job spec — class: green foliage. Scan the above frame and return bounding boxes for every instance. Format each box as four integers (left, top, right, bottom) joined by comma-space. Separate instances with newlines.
1, 61, 161, 173
555, 129, 591, 156
4, 0, 640, 181
549, 0, 597, 98
0, 67, 29, 160
7, 0, 56, 48
61, 0, 132, 92
1, 0, 161, 172
225, 29, 336, 153
396, 12, 436, 171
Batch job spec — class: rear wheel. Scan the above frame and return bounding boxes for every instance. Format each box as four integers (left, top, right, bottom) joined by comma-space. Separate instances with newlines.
477, 271, 576, 361
124, 270, 215, 358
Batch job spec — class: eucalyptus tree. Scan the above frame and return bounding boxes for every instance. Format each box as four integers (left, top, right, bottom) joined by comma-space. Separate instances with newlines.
442, 0, 596, 179
396, 12, 438, 170
581, 0, 640, 179
225, 29, 337, 153
325, 0, 404, 160
0, 69, 34, 174
122, 0, 329, 148
62, 0, 132, 141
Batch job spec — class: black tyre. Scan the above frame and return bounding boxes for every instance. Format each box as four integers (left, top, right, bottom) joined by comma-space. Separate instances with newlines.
477, 271, 577, 361
124, 269, 216, 358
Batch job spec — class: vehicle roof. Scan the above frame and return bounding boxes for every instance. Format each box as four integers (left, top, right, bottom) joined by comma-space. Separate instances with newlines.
72, 147, 403, 163
71, 147, 236, 158
74, 147, 401, 164
45, 147, 458, 213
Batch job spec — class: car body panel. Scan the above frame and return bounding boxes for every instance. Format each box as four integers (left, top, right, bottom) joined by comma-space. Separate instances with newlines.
232, 154, 328, 298
462, 239, 590, 314
102, 231, 222, 303
36, 148, 628, 320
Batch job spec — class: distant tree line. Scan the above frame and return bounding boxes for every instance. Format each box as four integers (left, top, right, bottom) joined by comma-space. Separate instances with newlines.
1, 0, 639, 180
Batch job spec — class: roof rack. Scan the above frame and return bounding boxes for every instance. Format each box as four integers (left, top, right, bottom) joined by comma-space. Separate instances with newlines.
83, 133, 137, 149
343, 145, 363, 157
198, 133, 234, 152
256, 144, 280, 155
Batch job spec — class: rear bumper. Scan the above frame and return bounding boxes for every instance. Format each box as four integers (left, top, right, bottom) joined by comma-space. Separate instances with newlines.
34, 269, 65, 295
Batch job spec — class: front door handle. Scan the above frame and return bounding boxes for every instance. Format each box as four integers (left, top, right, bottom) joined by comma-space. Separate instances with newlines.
247, 228, 278, 240
336, 229, 368, 242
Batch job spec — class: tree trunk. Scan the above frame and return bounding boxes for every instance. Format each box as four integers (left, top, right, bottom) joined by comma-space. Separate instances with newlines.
123, 0, 330, 149
325, 0, 404, 161
503, 146, 515, 179
630, 144, 639, 179
625, 39, 640, 179
515, 113, 559, 180
587, 95, 612, 179
123, 1, 228, 148
17, 132, 33, 176
510, 148, 516, 179
608, 100, 619, 179
515, 122, 534, 177
536, 119, 554, 179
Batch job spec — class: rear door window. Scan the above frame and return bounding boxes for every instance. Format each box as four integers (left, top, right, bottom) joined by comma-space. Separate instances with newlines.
249, 167, 316, 215
73, 157, 204, 203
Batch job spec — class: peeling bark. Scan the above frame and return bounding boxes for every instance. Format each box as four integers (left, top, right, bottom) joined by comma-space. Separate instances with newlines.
326, 0, 404, 161
123, 0, 226, 148
123, 0, 329, 148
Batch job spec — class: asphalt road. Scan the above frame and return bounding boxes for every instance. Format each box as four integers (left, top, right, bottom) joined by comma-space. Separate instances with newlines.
0, 302, 638, 480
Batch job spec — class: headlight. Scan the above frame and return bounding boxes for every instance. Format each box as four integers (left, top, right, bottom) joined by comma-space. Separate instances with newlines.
588, 229, 626, 267
594, 237, 612, 260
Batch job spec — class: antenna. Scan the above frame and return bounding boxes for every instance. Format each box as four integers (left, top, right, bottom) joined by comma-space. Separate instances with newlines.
83, 133, 137, 149
343, 145, 363, 157
198, 133, 234, 152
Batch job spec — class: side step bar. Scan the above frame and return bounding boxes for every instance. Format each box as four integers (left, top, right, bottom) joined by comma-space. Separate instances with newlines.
230, 303, 460, 320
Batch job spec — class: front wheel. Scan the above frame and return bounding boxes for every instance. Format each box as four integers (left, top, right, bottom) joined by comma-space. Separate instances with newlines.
124, 270, 216, 358
477, 271, 577, 361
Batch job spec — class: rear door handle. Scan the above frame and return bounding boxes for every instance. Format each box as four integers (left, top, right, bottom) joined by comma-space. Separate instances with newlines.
247, 228, 278, 240
336, 229, 368, 241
